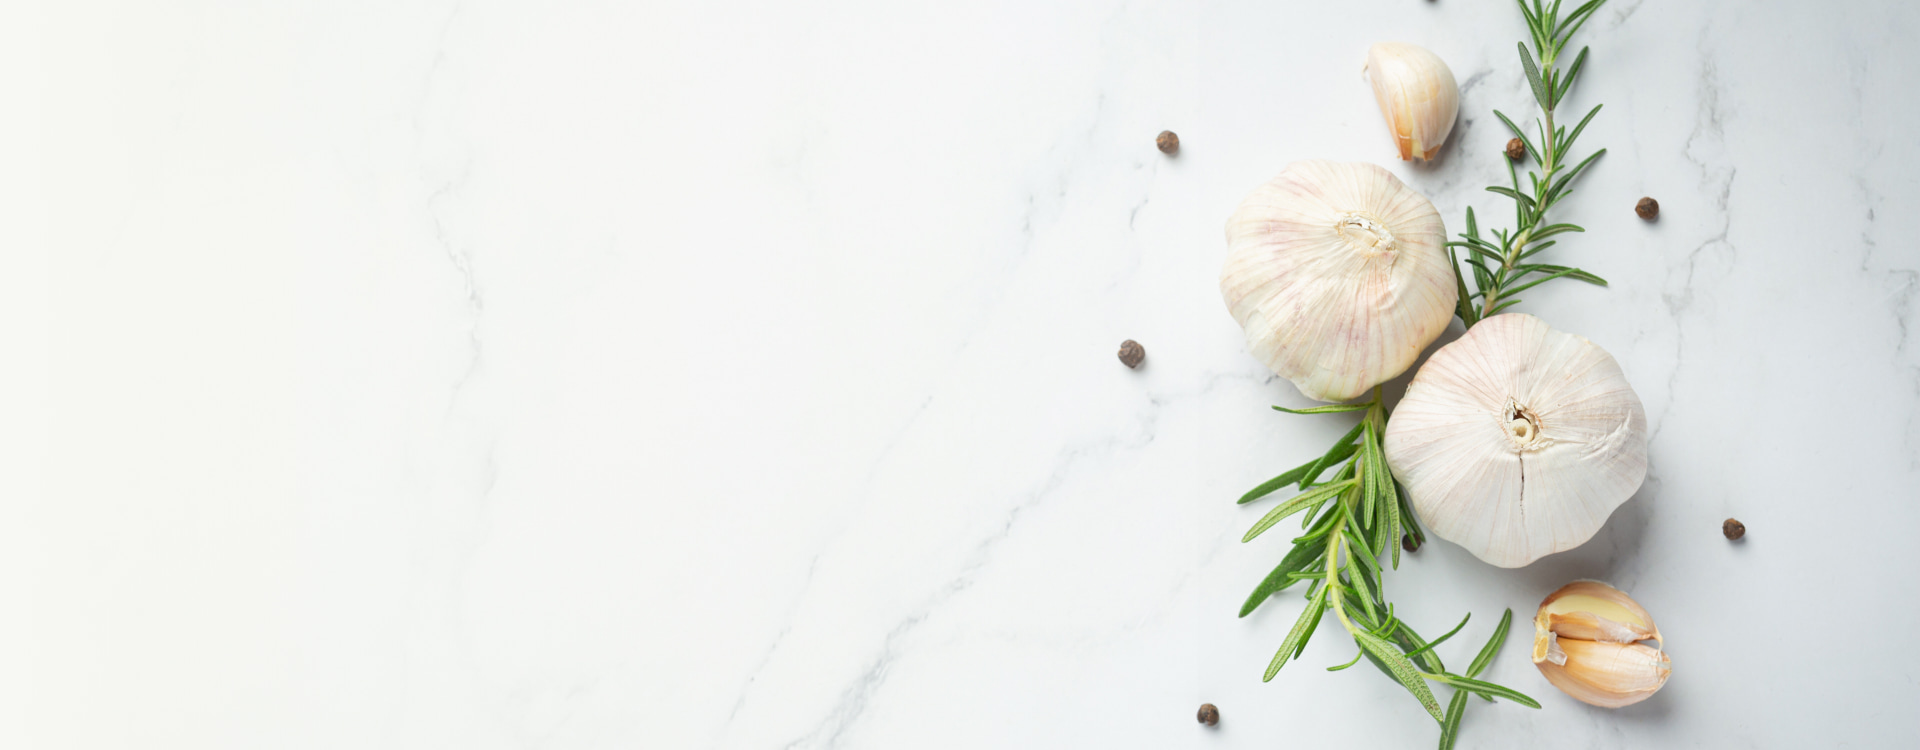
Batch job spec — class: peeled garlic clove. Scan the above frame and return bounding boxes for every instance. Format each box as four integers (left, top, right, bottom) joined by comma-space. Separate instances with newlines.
1220, 161, 1456, 403
1365, 43, 1459, 161
1536, 638, 1671, 708
1382, 313, 1648, 567
1537, 580, 1661, 644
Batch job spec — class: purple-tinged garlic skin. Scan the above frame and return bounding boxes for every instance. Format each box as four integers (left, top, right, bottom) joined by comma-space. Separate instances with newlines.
1221, 161, 1455, 402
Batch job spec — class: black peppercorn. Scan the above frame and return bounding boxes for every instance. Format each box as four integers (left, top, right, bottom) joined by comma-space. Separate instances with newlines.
1635, 197, 1659, 220
1723, 518, 1745, 540
1156, 130, 1180, 155
1505, 138, 1526, 161
1197, 703, 1219, 726
1118, 339, 1145, 369
1402, 535, 1419, 552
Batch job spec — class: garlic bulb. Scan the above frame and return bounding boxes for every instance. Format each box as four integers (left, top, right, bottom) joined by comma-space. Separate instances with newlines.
1382, 313, 1647, 567
1220, 161, 1456, 402
1365, 43, 1459, 161
1532, 581, 1670, 708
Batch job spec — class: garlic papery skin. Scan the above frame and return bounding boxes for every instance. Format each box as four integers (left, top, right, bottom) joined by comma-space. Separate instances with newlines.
1531, 581, 1670, 708
1365, 43, 1459, 161
1537, 639, 1671, 708
1220, 161, 1456, 403
1382, 313, 1647, 567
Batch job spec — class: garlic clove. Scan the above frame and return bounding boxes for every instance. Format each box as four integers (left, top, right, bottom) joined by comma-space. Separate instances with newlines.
1537, 580, 1661, 644
1365, 43, 1460, 161
1534, 639, 1671, 709
1532, 581, 1669, 708
1382, 314, 1648, 567
1220, 161, 1456, 402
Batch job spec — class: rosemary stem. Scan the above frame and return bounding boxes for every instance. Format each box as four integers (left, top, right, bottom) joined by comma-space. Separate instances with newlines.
1327, 523, 1355, 632
1478, 89, 1559, 320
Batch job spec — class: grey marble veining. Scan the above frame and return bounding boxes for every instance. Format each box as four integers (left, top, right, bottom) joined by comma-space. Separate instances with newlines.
11, 1, 1919, 748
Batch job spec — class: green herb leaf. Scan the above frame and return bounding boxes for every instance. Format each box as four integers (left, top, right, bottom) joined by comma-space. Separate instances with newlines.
1467, 609, 1513, 678
1264, 587, 1328, 681
1237, 459, 1317, 504
1300, 422, 1365, 486
1238, 537, 1330, 617
1433, 673, 1542, 709
1243, 480, 1356, 543
1344, 559, 1380, 623
1565, 103, 1603, 150
1554, 46, 1589, 107
1486, 186, 1537, 212
1391, 620, 1446, 674
1359, 424, 1380, 529
1439, 689, 1470, 750
1387, 480, 1403, 569
1518, 43, 1550, 113
1354, 630, 1445, 722
1493, 110, 1539, 162
1327, 649, 1367, 672
1525, 223, 1585, 241
1558, 0, 1604, 46
1402, 613, 1471, 660
1272, 403, 1370, 415
1485, 298, 1524, 317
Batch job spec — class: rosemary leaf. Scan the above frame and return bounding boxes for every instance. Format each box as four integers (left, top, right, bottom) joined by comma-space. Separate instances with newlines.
1272, 403, 1370, 415
1243, 480, 1355, 543
1327, 649, 1366, 672
1467, 609, 1514, 678
1439, 689, 1470, 750
1264, 587, 1329, 681
1517, 43, 1550, 113
1355, 630, 1445, 722
1238, 537, 1331, 617
1237, 459, 1317, 504
1433, 674, 1542, 708
1402, 613, 1472, 660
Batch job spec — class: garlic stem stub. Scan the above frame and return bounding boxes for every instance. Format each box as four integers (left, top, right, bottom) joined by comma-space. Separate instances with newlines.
1220, 161, 1456, 403
1533, 581, 1670, 708
1382, 313, 1648, 568
1365, 43, 1460, 161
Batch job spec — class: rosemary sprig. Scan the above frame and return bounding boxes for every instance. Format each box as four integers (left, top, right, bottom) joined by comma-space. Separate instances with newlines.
1237, 3, 1614, 746
1449, 0, 1612, 328
1239, 389, 1534, 740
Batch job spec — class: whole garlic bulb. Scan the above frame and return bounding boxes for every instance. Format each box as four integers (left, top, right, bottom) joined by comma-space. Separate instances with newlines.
1532, 581, 1671, 708
1220, 161, 1456, 403
1365, 43, 1460, 161
1382, 313, 1647, 567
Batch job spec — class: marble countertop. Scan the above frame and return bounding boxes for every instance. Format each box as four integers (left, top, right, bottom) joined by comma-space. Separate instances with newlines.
11, 1, 1919, 747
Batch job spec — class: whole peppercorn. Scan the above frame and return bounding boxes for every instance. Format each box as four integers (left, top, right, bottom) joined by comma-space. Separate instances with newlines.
1505, 138, 1526, 161
1402, 535, 1420, 553
1197, 703, 1219, 726
1635, 197, 1659, 220
1156, 130, 1180, 155
1118, 339, 1145, 369
1722, 518, 1745, 540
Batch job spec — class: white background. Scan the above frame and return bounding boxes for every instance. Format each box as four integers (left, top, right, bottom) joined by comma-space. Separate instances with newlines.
6, 1, 1918, 747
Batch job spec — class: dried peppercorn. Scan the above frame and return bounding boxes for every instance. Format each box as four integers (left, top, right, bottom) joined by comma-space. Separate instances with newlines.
1156, 130, 1180, 155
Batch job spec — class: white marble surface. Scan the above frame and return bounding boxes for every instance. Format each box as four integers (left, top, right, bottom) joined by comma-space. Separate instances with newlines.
9, 1, 1920, 747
